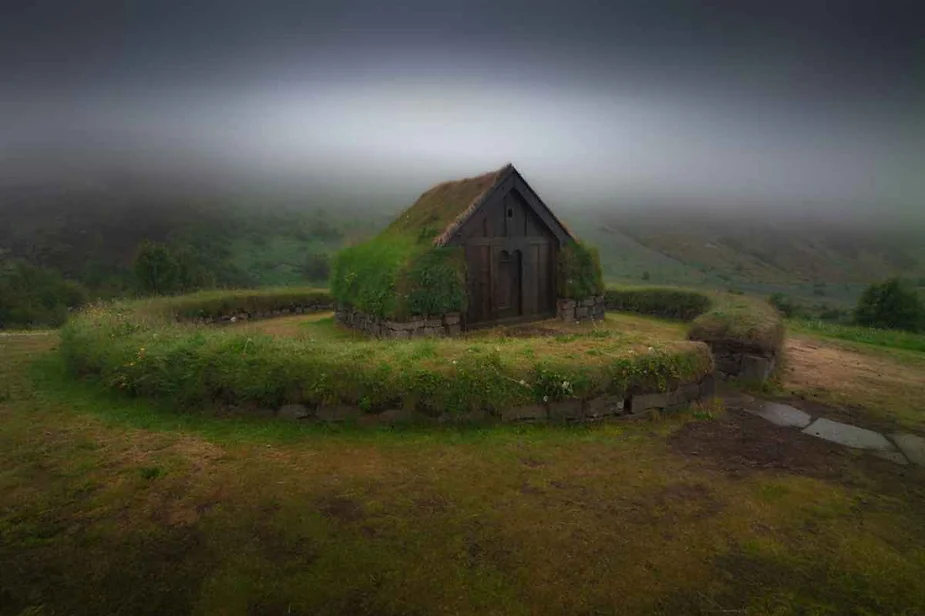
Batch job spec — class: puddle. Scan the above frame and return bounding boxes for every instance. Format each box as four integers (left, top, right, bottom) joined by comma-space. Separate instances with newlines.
745, 402, 812, 429
802, 418, 896, 452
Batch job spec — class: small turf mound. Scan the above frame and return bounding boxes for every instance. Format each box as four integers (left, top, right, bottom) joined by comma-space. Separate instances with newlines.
60, 291, 712, 415
688, 294, 785, 356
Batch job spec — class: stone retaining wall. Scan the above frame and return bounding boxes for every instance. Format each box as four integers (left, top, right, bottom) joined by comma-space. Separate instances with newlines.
335, 307, 462, 338
557, 295, 606, 323
709, 340, 776, 382
238, 374, 715, 425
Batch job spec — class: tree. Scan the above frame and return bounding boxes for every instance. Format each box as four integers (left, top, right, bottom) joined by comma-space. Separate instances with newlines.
303, 251, 331, 283
133, 241, 180, 295
855, 278, 923, 332
0, 259, 86, 328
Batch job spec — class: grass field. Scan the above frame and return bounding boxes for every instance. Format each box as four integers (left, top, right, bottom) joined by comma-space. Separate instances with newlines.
4, 326, 925, 614
789, 319, 925, 354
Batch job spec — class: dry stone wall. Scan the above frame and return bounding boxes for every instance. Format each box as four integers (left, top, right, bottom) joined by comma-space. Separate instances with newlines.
335, 306, 462, 338
557, 296, 606, 323
709, 341, 777, 382
193, 302, 335, 324
249, 373, 715, 425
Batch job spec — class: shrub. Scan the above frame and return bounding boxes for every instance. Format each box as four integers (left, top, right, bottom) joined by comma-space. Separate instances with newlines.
134, 241, 181, 295
768, 293, 799, 318
60, 295, 714, 413
604, 287, 712, 321
558, 242, 604, 299
855, 278, 923, 332
0, 259, 87, 328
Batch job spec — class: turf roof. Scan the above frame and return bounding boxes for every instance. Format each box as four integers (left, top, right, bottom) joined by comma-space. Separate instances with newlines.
385, 164, 513, 245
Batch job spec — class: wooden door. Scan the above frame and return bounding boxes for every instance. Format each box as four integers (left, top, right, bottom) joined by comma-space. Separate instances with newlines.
494, 248, 522, 321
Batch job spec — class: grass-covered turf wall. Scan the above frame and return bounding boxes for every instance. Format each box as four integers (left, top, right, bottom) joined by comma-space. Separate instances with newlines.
604, 287, 712, 321
138, 287, 333, 320
60, 294, 712, 414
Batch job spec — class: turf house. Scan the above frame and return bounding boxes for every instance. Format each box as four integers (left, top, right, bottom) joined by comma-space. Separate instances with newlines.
332, 163, 604, 337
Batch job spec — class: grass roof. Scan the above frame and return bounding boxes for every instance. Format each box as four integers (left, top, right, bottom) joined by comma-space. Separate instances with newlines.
385, 164, 512, 245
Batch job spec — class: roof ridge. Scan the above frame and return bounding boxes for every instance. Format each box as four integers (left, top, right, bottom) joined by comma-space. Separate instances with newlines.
432, 164, 513, 246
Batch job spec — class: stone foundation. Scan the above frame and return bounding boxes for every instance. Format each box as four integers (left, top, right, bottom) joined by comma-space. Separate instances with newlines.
708, 340, 776, 382
251, 374, 715, 425
335, 306, 462, 338
556, 295, 606, 323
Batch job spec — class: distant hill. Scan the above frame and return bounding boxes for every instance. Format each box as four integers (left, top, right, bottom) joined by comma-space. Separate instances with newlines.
3, 180, 922, 304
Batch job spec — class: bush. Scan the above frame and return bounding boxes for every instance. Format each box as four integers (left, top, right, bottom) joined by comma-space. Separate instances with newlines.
855, 278, 923, 332
0, 260, 87, 328
604, 287, 712, 321
60, 295, 714, 413
134, 241, 181, 295
558, 242, 604, 299
768, 293, 799, 318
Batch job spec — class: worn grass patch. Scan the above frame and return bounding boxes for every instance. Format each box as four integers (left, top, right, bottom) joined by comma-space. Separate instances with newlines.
780, 333, 925, 433
3, 335, 925, 615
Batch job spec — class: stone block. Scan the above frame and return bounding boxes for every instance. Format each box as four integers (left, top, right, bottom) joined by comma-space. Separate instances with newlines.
668, 383, 701, 407
501, 404, 548, 422
586, 395, 625, 418
315, 405, 362, 422
741, 354, 773, 382
548, 399, 584, 421
576, 306, 590, 319
443, 313, 461, 325
446, 324, 462, 336
425, 318, 443, 328
631, 391, 670, 412
557, 299, 576, 310
714, 355, 741, 376
560, 309, 575, 323
277, 404, 311, 420
391, 328, 410, 339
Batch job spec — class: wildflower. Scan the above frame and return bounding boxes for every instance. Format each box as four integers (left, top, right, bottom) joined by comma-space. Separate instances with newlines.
543, 395, 549, 402
519, 379, 526, 386
648, 347, 654, 352
452, 360, 457, 365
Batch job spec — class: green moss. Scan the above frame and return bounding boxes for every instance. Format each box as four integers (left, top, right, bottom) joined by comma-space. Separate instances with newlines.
331, 237, 467, 319
558, 242, 604, 300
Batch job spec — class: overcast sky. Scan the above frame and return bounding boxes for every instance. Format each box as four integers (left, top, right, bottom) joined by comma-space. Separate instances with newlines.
1, 0, 923, 214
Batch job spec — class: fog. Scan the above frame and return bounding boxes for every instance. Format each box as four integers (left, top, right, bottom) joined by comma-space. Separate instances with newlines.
2, 1, 923, 221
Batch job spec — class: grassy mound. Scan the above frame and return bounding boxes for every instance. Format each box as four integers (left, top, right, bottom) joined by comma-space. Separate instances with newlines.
604, 286, 712, 321
688, 294, 785, 354
60, 295, 712, 414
